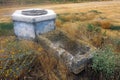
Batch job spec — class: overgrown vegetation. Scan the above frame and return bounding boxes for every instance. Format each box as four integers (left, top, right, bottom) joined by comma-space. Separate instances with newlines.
0, 39, 72, 80
0, 51, 37, 79
0, 39, 41, 79
92, 46, 120, 80
56, 11, 105, 47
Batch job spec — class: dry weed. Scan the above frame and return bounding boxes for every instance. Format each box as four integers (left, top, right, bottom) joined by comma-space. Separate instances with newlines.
61, 22, 79, 38
55, 19, 62, 28
37, 50, 71, 80
90, 35, 103, 47
86, 12, 96, 20
59, 13, 73, 22
96, 19, 111, 29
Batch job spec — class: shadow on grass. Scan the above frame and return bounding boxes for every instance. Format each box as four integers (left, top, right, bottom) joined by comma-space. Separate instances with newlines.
0, 22, 14, 36
110, 25, 120, 30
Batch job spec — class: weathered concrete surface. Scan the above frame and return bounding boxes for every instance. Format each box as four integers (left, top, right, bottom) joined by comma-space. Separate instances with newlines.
13, 19, 55, 39
12, 9, 56, 39
13, 21, 35, 39
37, 30, 95, 74
12, 9, 56, 23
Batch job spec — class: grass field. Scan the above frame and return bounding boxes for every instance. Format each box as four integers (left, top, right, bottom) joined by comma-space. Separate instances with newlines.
0, 1, 120, 80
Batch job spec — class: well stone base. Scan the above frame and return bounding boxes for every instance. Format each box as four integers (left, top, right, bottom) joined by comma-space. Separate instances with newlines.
13, 19, 55, 39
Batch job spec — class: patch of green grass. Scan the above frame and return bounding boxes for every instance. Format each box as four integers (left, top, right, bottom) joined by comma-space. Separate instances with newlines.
0, 22, 14, 36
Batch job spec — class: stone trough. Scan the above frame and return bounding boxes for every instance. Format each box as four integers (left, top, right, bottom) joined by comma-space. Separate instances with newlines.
12, 9, 56, 39
38, 30, 95, 74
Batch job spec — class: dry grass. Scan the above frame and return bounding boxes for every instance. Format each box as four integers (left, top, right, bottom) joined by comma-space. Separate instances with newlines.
36, 51, 70, 80
56, 12, 106, 47
0, 37, 75, 80
94, 19, 111, 29
55, 19, 62, 28
61, 22, 79, 38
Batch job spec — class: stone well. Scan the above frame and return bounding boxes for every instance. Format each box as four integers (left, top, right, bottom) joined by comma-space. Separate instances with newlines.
12, 9, 56, 39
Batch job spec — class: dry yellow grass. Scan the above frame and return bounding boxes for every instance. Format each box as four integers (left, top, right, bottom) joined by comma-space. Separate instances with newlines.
55, 19, 62, 28
90, 35, 103, 47
1, 1, 120, 38
0, 37, 74, 79
0, 1, 120, 23
37, 51, 70, 80
95, 19, 111, 29
61, 22, 79, 38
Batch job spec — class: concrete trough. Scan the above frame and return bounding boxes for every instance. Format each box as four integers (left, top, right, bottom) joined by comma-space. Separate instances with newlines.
38, 30, 95, 74
12, 9, 56, 39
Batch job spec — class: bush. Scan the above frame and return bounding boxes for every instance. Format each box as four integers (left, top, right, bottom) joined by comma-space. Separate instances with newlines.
87, 24, 101, 33
92, 46, 120, 79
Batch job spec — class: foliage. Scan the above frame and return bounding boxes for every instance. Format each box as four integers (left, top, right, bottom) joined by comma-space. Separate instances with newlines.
0, 40, 39, 79
87, 24, 101, 33
92, 46, 119, 78
0, 52, 37, 79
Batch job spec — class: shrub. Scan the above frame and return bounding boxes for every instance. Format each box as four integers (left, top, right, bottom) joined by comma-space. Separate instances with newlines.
92, 46, 119, 78
87, 24, 101, 33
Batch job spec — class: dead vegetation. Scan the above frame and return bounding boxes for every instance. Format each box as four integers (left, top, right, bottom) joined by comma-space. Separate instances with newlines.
0, 37, 75, 80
